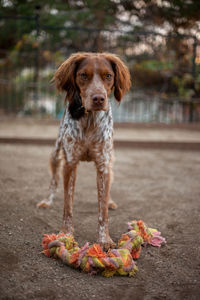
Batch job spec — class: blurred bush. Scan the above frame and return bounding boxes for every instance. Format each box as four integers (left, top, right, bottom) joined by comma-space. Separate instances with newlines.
132, 59, 173, 88
131, 59, 199, 100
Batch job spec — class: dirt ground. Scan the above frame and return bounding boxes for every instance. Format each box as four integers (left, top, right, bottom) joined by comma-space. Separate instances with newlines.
0, 118, 200, 142
0, 143, 200, 300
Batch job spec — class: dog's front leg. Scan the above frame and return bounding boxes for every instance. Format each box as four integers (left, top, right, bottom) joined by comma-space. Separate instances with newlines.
61, 162, 77, 234
96, 164, 116, 250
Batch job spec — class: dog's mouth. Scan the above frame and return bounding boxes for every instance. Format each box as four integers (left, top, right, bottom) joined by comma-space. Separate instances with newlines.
92, 104, 107, 111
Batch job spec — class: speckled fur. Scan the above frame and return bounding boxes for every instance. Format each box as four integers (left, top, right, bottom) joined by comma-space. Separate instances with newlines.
37, 52, 131, 249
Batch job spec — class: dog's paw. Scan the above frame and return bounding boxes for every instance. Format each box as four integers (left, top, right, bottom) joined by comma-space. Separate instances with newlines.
98, 236, 116, 251
108, 200, 118, 210
37, 199, 52, 208
61, 221, 74, 235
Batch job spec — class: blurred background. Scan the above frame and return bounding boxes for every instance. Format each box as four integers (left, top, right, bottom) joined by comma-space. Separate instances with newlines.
1, 3, 200, 299
0, 0, 200, 123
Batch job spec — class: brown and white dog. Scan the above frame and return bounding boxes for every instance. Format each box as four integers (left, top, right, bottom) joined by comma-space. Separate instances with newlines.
37, 52, 131, 249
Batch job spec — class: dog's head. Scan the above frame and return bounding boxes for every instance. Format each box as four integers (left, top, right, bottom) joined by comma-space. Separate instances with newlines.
53, 52, 131, 119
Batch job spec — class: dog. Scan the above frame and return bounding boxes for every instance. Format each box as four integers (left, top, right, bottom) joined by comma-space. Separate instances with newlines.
37, 52, 131, 249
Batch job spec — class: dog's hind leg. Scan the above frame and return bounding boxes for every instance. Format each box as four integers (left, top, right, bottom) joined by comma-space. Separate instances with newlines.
37, 109, 67, 208
37, 139, 62, 208
108, 197, 118, 210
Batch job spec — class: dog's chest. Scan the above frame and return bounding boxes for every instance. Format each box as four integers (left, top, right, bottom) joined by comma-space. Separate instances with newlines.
61, 107, 113, 164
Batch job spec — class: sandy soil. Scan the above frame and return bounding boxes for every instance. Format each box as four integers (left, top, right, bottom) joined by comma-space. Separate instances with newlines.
0, 144, 200, 300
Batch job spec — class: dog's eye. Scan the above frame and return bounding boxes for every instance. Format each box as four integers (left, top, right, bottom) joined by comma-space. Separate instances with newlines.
105, 73, 112, 80
80, 73, 88, 81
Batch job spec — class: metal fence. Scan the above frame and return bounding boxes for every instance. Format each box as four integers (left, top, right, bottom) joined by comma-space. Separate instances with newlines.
0, 14, 200, 123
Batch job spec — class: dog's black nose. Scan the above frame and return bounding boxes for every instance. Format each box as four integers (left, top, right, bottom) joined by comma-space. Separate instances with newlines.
92, 94, 105, 105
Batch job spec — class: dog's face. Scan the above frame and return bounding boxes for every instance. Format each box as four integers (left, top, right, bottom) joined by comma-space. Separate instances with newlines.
75, 56, 114, 111
53, 52, 131, 113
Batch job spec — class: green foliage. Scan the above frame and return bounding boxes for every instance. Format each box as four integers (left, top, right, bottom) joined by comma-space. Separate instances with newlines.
172, 74, 194, 99
0, 0, 200, 53
194, 74, 200, 94
140, 60, 173, 71
0, 0, 199, 109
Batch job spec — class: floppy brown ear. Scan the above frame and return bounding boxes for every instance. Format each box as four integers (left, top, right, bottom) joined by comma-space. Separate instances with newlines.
103, 53, 131, 102
53, 53, 89, 102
